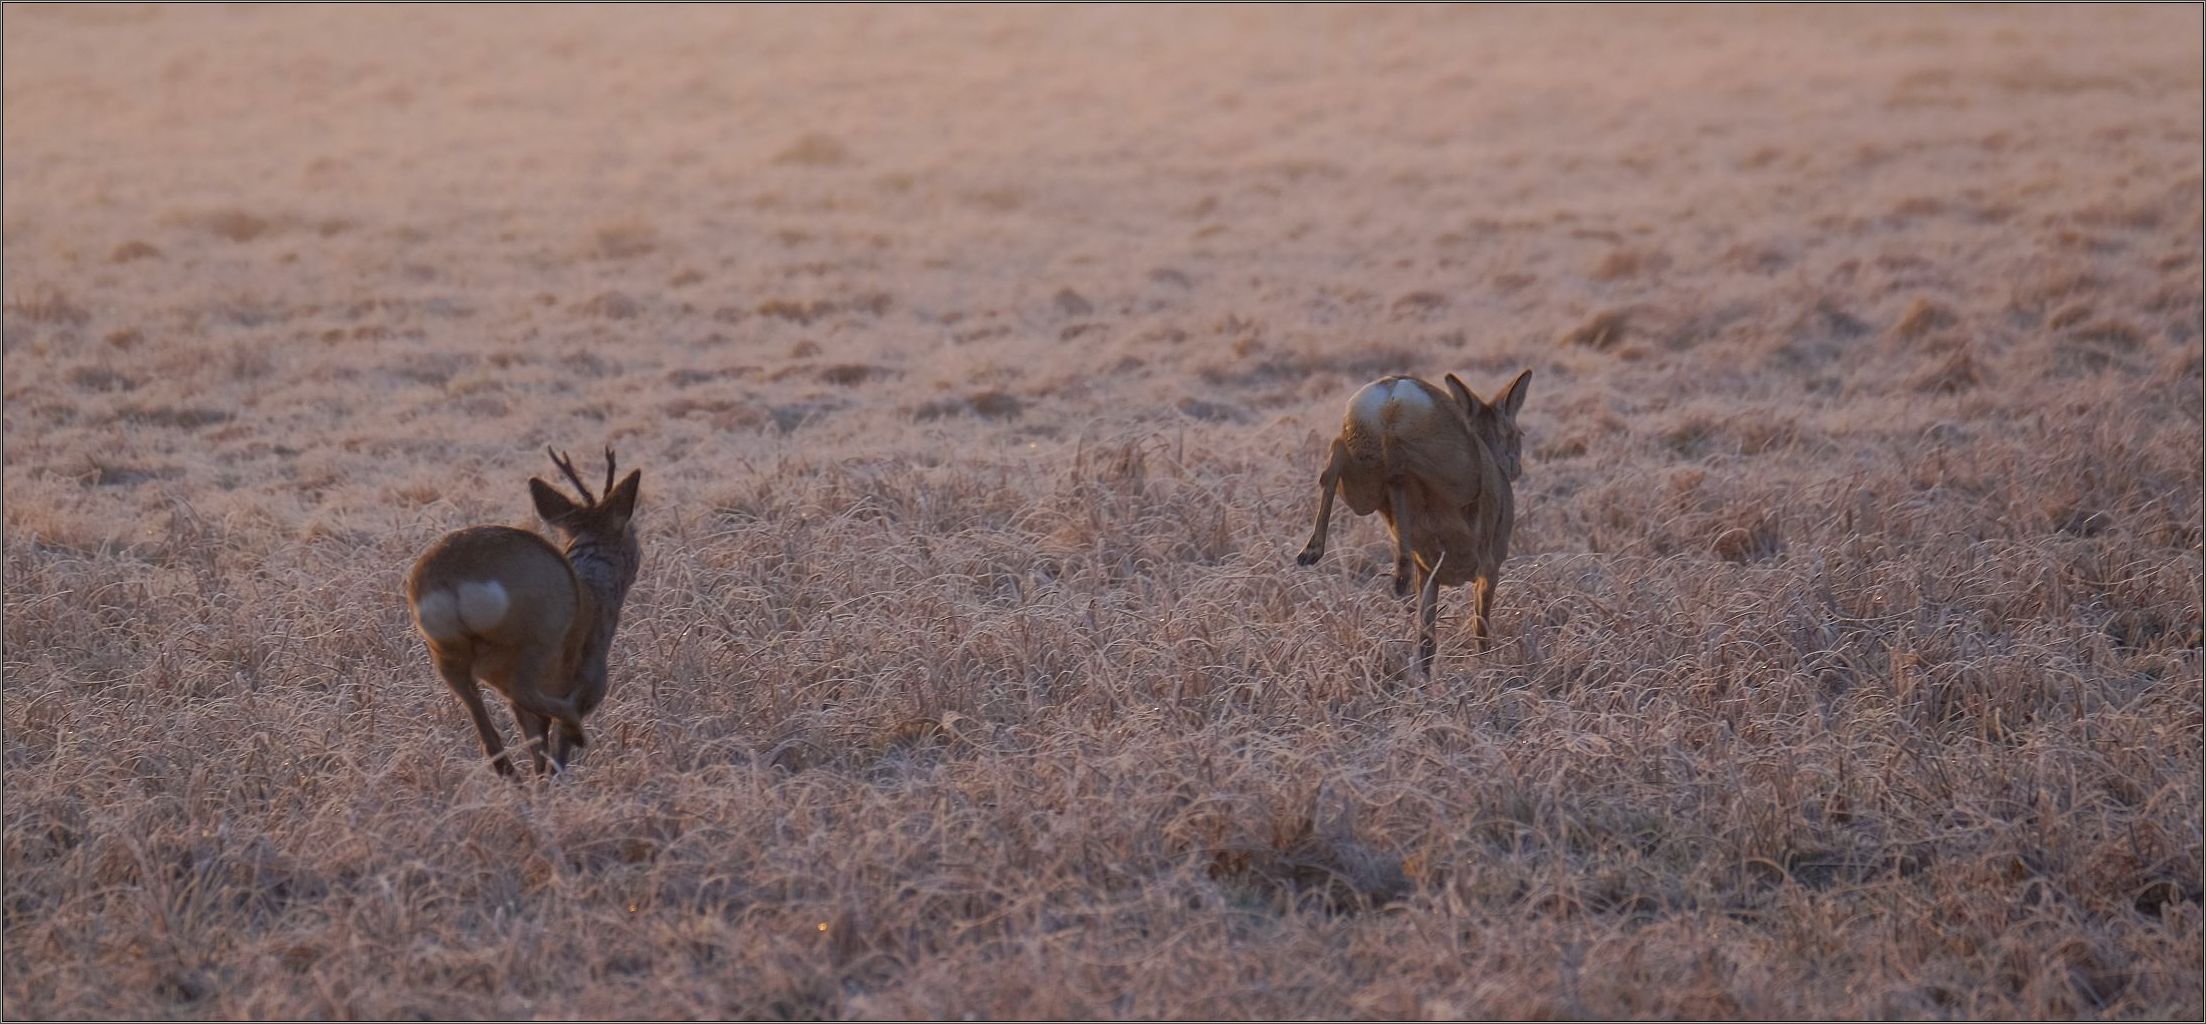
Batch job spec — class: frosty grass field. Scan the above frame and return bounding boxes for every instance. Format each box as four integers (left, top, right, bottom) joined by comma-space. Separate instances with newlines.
3, 4, 2201, 1018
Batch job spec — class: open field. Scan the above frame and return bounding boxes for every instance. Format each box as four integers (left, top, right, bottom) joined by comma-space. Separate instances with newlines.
4, 3, 2201, 1018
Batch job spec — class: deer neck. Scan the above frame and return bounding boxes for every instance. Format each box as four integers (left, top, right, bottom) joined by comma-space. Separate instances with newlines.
562, 536, 637, 651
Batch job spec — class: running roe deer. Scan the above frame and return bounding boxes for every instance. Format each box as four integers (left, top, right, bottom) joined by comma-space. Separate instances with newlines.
406, 448, 643, 776
1295, 370, 1531, 675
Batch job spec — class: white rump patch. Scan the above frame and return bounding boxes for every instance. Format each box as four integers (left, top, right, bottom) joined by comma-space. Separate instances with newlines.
414, 580, 510, 640
455, 581, 510, 633
414, 590, 463, 640
1349, 377, 1432, 431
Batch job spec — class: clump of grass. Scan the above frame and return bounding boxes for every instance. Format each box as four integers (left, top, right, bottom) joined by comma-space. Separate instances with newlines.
3, 285, 90, 327
1560, 308, 1630, 350
588, 222, 659, 261
913, 390, 1024, 421
1890, 296, 1960, 341
773, 133, 853, 167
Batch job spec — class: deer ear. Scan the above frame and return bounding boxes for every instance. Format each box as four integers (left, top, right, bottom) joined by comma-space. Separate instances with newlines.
601, 469, 642, 527
1493, 368, 1532, 419
1443, 373, 1481, 413
530, 477, 581, 523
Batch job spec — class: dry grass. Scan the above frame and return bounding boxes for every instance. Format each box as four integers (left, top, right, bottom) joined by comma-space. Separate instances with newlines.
4, 4, 2201, 1019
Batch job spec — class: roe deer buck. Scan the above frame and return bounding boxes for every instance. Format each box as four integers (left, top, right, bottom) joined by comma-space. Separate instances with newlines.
407, 448, 642, 776
1295, 370, 1531, 675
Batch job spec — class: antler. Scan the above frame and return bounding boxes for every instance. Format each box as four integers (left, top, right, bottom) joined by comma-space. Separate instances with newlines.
547, 446, 598, 505
601, 445, 618, 500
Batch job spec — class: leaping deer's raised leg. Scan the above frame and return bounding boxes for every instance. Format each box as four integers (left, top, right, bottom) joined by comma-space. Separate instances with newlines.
1296, 439, 1350, 567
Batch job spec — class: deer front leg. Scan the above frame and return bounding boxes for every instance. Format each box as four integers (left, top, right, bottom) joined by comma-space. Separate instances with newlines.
539, 711, 587, 773
546, 725, 571, 772
553, 716, 587, 769
513, 706, 553, 776
1296, 438, 1349, 566
1417, 553, 1445, 676
433, 653, 515, 777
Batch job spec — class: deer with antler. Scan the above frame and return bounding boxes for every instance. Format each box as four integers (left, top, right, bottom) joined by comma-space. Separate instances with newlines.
406, 447, 643, 776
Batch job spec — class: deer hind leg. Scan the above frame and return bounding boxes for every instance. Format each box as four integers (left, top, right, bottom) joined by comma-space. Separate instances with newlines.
1296, 438, 1349, 567
431, 651, 515, 777
480, 646, 572, 775
553, 668, 607, 770
539, 658, 593, 773
1416, 553, 1446, 676
534, 718, 587, 773
1387, 475, 1416, 597
519, 656, 587, 775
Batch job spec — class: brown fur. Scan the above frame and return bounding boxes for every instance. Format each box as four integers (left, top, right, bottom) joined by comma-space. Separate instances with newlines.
405, 449, 643, 776
1296, 370, 1531, 674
